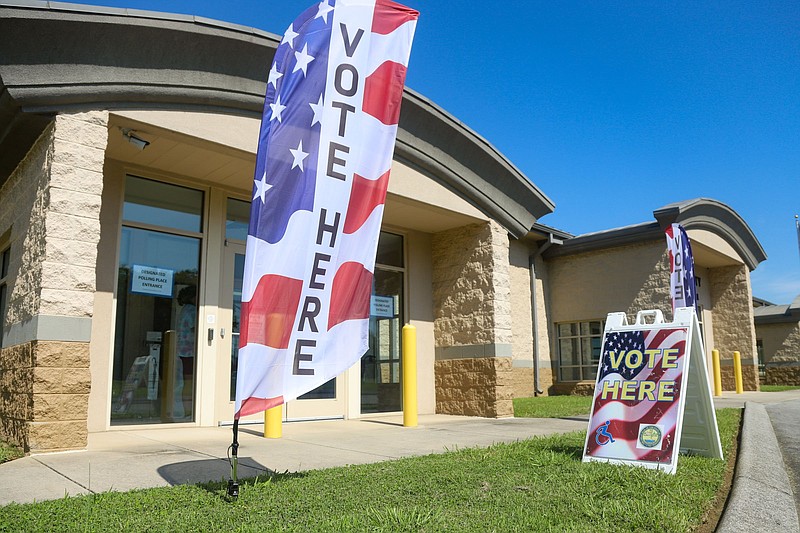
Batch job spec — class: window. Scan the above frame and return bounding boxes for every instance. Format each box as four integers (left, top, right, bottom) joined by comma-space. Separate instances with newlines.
756, 339, 765, 379
111, 177, 204, 425
0, 246, 9, 346
557, 320, 603, 381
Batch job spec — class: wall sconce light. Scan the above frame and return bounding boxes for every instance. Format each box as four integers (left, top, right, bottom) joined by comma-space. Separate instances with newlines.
121, 128, 150, 150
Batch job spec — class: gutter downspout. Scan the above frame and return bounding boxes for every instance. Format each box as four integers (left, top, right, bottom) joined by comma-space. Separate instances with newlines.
529, 234, 562, 396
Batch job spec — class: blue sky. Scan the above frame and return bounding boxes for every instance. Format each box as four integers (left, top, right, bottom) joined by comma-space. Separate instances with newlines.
77, 0, 800, 303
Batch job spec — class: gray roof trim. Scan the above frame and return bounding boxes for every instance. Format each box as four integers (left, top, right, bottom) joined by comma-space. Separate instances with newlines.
754, 297, 800, 324
0, 1, 554, 236
543, 198, 767, 270
542, 221, 664, 259
653, 198, 766, 270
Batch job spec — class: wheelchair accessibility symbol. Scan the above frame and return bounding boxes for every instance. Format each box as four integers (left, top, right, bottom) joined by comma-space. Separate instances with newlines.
595, 420, 615, 446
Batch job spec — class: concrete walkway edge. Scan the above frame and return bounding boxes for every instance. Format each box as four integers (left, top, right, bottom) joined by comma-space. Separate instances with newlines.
717, 402, 800, 532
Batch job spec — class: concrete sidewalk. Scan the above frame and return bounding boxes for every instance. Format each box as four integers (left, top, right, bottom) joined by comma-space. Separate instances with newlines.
0, 414, 586, 506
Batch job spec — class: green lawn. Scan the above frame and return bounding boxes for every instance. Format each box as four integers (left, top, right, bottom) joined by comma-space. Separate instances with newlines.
513, 395, 593, 418
0, 407, 740, 532
0, 441, 23, 465
760, 384, 800, 392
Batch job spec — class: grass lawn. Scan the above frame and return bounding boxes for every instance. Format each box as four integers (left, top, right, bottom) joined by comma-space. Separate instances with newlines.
513, 395, 593, 418
0, 441, 23, 465
760, 384, 800, 392
0, 407, 740, 532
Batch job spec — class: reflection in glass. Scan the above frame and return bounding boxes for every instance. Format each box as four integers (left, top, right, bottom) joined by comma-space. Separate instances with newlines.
362, 266, 403, 413
375, 232, 403, 268
230, 253, 244, 401
122, 176, 203, 233
226, 198, 250, 242
111, 227, 200, 425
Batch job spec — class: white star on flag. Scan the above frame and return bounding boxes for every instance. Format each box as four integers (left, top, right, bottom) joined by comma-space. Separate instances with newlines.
293, 44, 315, 76
309, 94, 324, 126
290, 140, 309, 170
315, 1, 333, 23
268, 64, 283, 89
253, 173, 272, 203
281, 24, 299, 48
269, 94, 287, 122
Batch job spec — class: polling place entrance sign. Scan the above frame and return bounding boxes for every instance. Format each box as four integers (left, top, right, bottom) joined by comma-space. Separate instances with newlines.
582, 307, 722, 474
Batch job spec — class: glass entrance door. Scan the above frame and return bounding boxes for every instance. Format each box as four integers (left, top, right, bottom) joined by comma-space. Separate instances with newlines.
216, 238, 345, 423
361, 232, 405, 413
110, 176, 204, 425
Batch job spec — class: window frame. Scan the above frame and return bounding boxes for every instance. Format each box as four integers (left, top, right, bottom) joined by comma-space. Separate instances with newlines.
556, 319, 604, 382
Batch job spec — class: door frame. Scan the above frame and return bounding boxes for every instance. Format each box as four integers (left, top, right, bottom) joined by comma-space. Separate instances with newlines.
215, 240, 348, 424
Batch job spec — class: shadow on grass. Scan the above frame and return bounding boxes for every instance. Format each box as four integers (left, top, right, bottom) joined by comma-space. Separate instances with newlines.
156, 456, 272, 486
199, 467, 310, 499
544, 443, 585, 461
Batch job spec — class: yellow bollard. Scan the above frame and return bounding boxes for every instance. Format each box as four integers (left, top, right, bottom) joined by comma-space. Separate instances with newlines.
264, 405, 282, 438
402, 324, 418, 428
733, 351, 743, 394
712, 349, 722, 396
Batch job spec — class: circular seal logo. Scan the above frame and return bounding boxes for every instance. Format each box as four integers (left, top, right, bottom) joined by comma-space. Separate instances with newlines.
639, 425, 662, 448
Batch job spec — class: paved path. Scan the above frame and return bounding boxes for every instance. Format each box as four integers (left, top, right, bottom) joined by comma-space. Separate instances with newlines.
766, 399, 800, 519
0, 414, 586, 506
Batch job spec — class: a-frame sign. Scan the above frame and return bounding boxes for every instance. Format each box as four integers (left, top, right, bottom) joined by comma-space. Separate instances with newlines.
582, 307, 722, 474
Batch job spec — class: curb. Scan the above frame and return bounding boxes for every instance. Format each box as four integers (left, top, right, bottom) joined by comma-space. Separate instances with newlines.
716, 402, 800, 532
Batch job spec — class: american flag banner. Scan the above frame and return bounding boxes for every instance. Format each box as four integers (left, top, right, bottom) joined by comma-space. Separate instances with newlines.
235, 0, 418, 419
583, 327, 688, 469
665, 223, 697, 313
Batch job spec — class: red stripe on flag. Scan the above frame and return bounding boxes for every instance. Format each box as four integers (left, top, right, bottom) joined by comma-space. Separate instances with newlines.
362, 61, 407, 125
239, 274, 303, 349
236, 395, 284, 419
344, 170, 390, 234
371, 0, 419, 35
328, 262, 373, 330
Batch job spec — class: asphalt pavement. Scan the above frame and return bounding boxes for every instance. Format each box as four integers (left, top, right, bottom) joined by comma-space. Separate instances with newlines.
1, 390, 799, 533
767, 400, 800, 522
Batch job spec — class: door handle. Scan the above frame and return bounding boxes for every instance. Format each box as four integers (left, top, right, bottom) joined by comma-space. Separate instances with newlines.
220, 328, 226, 338
208, 328, 214, 342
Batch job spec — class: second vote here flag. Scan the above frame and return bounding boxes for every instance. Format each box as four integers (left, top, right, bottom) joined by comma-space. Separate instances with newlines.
234, 0, 418, 418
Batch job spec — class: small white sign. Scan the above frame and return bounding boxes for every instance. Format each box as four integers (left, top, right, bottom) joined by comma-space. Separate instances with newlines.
370, 295, 395, 318
131, 265, 174, 298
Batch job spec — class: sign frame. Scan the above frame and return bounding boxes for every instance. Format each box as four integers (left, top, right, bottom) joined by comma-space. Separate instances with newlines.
582, 307, 722, 474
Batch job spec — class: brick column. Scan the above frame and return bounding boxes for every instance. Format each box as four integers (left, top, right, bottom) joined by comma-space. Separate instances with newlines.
432, 221, 514, 417
710, 264, 759, 391
0, 111, 107, 451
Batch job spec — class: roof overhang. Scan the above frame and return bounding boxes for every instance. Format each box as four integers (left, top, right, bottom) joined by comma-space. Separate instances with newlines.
544, 198, 767, 271
0, 1, 554, 238
754, 295, 800, 325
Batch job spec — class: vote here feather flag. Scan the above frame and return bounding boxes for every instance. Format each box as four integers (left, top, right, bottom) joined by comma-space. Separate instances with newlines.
665, 223, 697, 314
235, 0, 418, 419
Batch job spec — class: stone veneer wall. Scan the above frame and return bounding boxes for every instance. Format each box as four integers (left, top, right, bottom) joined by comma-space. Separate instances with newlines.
758, 322, 800, 386
432, 221, 514, 417
709, 264, 759, 391
0, 111, 107, 451
435, 357, 513, 417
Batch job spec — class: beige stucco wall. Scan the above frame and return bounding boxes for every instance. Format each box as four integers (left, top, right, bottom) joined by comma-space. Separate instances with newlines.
432, 221, 513, 417
0, 111, 108, 451
508, 240, 553, 398
756, 321, 800, 385
405, 228, 436, 415
547, 240, 670, 326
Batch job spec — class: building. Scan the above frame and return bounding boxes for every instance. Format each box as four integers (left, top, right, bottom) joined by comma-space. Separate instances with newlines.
0, 2, 768, 453
754, 295, 800, 385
